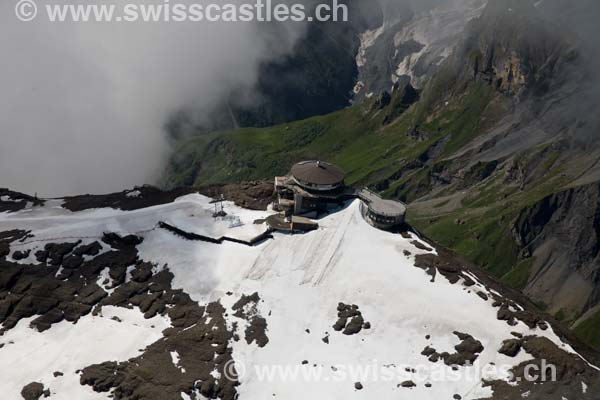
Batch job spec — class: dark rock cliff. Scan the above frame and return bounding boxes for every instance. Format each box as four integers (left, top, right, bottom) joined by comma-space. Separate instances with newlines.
454, 0, 579, 99
512, 182, 600, 319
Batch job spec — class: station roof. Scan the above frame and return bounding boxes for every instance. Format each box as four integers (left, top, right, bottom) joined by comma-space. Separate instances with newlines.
358, 188, 406, 217
291, 161, 345, 186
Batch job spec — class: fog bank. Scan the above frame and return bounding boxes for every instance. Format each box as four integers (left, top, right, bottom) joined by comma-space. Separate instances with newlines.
0, 0, 306, 197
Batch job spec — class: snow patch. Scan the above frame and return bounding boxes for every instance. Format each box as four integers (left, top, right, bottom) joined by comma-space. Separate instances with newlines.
97, 267, 116, 295
0, 306, 169, 399
356, 25, 385, 68
126, 190, 142, 198
170, 351, 186, 373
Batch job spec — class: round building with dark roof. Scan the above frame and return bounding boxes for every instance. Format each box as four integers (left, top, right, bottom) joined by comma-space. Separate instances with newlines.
274, 160, 406, 230
291, 160, 345, 191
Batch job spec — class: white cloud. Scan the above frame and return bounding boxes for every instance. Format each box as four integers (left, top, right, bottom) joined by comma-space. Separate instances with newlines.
0, 0, 306, 196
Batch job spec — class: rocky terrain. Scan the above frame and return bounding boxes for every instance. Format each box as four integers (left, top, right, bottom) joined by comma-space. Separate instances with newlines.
354, 0, 487, 100
1, 187, 600, 399
5, 0, 600, 398
1, 188, 45, 213
165, 0, 485, 137
197, 181, 275, 211
162, 0, 600, 352
165, 0, 382, 139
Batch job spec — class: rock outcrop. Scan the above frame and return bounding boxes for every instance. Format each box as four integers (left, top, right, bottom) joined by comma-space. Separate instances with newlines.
512, 182, 600, 320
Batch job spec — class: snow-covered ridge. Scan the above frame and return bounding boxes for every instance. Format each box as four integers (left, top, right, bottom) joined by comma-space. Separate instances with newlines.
0, 193, 598, 399
1, 194, 269, 261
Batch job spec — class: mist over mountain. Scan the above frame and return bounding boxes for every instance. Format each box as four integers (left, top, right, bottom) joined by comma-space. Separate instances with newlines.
0, 1, 313, 197
3, 0, 600, 197
0, 0, 489, 197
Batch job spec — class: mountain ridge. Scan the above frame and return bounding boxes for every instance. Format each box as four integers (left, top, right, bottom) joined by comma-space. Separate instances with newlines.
1, 186, 599, 398
162, 0, 600, 351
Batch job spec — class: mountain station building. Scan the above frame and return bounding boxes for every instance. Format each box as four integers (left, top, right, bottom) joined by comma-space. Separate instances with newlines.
274, 160, 351, 215
274, 160, 406, 231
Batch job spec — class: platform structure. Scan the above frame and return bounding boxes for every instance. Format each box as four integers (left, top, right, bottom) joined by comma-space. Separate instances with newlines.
266, 214, 319, 232
358, 188, 406, 230
209, 195, 227, 217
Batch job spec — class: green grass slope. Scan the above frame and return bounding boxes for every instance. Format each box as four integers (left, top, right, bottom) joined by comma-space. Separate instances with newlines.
164, 79, 493, 188
163, 77, 600, 351
574, 310, 600, 350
